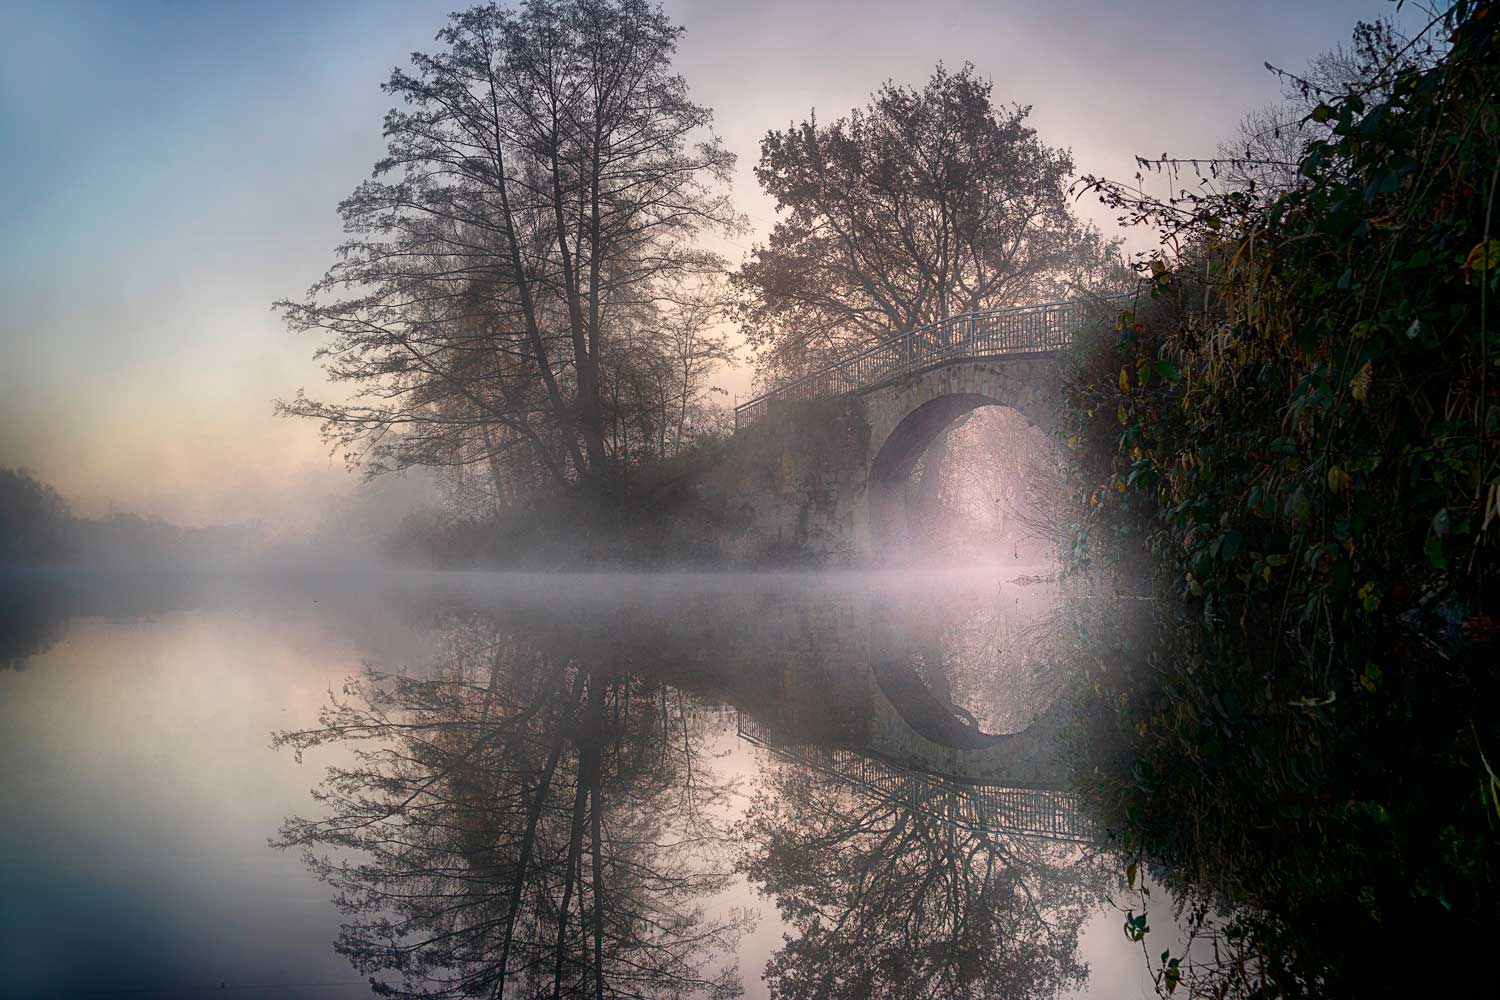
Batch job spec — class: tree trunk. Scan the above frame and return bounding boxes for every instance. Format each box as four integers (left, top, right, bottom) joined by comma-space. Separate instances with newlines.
554, 673, 605, 999
480, 425, 507, 517
553, 764, 590, 999
911, 429, 950, 533
496, 722, 566, 999
589, 738, 606, 1000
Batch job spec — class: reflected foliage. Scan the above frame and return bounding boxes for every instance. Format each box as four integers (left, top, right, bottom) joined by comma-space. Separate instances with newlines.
739, 757, 1104, 999
273, 576, 1109, 999
0, 581, 67, 669
274, 612, 747, 998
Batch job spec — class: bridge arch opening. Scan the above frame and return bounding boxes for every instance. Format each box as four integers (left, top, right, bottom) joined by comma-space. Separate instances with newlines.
866, 389, 1056, 561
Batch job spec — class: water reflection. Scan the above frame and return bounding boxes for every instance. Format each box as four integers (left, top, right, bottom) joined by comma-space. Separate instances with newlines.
274, 610, 748, 999
738, 738, 1104, 999
0, 572, 1135, 996
268, 572, 1108, 999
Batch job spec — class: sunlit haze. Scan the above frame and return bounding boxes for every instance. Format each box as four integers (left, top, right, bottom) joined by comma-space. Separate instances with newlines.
1, 0, 1417, 527
4, 5, 1496, 997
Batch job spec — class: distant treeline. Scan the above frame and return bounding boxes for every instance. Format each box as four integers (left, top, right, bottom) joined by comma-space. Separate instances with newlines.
0, 467, 257, 568
0, 463, 751, 572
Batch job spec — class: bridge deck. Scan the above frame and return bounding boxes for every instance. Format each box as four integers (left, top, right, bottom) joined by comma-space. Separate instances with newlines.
735, 293, 1130, 429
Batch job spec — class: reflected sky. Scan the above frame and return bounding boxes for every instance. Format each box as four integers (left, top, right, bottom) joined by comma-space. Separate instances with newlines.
0, 571, 1172, 998
1, 608, 370, 996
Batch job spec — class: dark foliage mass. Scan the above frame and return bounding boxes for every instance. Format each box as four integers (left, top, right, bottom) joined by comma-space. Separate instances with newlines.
1061, 4, 1500, 996
0, 468, 70, 564
382, 434, 751, 569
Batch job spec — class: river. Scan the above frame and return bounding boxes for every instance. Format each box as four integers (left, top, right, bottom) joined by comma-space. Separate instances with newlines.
0, 569, 1169, 998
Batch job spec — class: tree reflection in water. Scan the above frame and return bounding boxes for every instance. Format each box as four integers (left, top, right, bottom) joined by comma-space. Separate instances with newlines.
274, 577, 1112, 999
737, 750, 1106, 1000
273, 611, 748, 999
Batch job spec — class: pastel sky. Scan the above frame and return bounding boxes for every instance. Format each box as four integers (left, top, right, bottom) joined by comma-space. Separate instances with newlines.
0, 0, 1420, 528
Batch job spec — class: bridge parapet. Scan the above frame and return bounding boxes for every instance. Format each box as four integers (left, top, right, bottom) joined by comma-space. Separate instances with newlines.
735, 293, 1129, 429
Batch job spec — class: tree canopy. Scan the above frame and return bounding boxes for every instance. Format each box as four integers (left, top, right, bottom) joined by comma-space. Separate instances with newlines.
278, 0, 740, 498
734, 63, 1122, 387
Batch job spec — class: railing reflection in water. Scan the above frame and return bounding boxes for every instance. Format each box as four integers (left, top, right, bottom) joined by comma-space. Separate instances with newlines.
737, 714, 1097, 845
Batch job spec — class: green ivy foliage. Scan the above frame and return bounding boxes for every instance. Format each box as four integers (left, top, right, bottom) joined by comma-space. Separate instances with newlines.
1064, 5, 1500, 995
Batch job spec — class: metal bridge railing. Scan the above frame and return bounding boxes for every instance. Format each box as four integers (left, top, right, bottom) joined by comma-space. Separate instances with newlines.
734, 293, 1131, 429
737, 714, 1098, 845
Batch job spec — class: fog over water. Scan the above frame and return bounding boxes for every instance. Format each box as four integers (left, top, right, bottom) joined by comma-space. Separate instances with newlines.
0, 569, 1175, 998
6, 1, 1476, 996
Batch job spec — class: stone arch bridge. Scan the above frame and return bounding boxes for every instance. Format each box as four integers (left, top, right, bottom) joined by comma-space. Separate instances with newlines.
704, 295, 1125, 561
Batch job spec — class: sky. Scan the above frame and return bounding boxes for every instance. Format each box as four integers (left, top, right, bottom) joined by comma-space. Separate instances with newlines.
0, 0, 1425, 528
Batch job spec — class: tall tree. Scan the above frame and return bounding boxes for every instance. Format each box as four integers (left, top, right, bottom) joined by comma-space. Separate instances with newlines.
734, 62, 1121, 388
733, 63, 1121, 508
278, 0, 739, 496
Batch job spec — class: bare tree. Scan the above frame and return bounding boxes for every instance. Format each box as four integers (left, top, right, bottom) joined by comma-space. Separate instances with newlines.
733, 62, 1123, 506
278, 0, 740, 499
598, 280, 733, 467
1217, 18, 1432, 200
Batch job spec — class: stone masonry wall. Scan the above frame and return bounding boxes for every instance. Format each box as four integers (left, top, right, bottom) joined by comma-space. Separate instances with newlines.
694, 357, 1063, 564
696, 394, 874, 563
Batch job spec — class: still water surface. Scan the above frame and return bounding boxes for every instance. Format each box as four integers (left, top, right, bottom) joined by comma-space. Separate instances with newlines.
1, 570, 1163, 998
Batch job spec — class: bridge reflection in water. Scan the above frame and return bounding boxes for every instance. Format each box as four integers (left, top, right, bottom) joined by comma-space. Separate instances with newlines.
737, 713, 1097, 845
230, 572, 1120, 998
